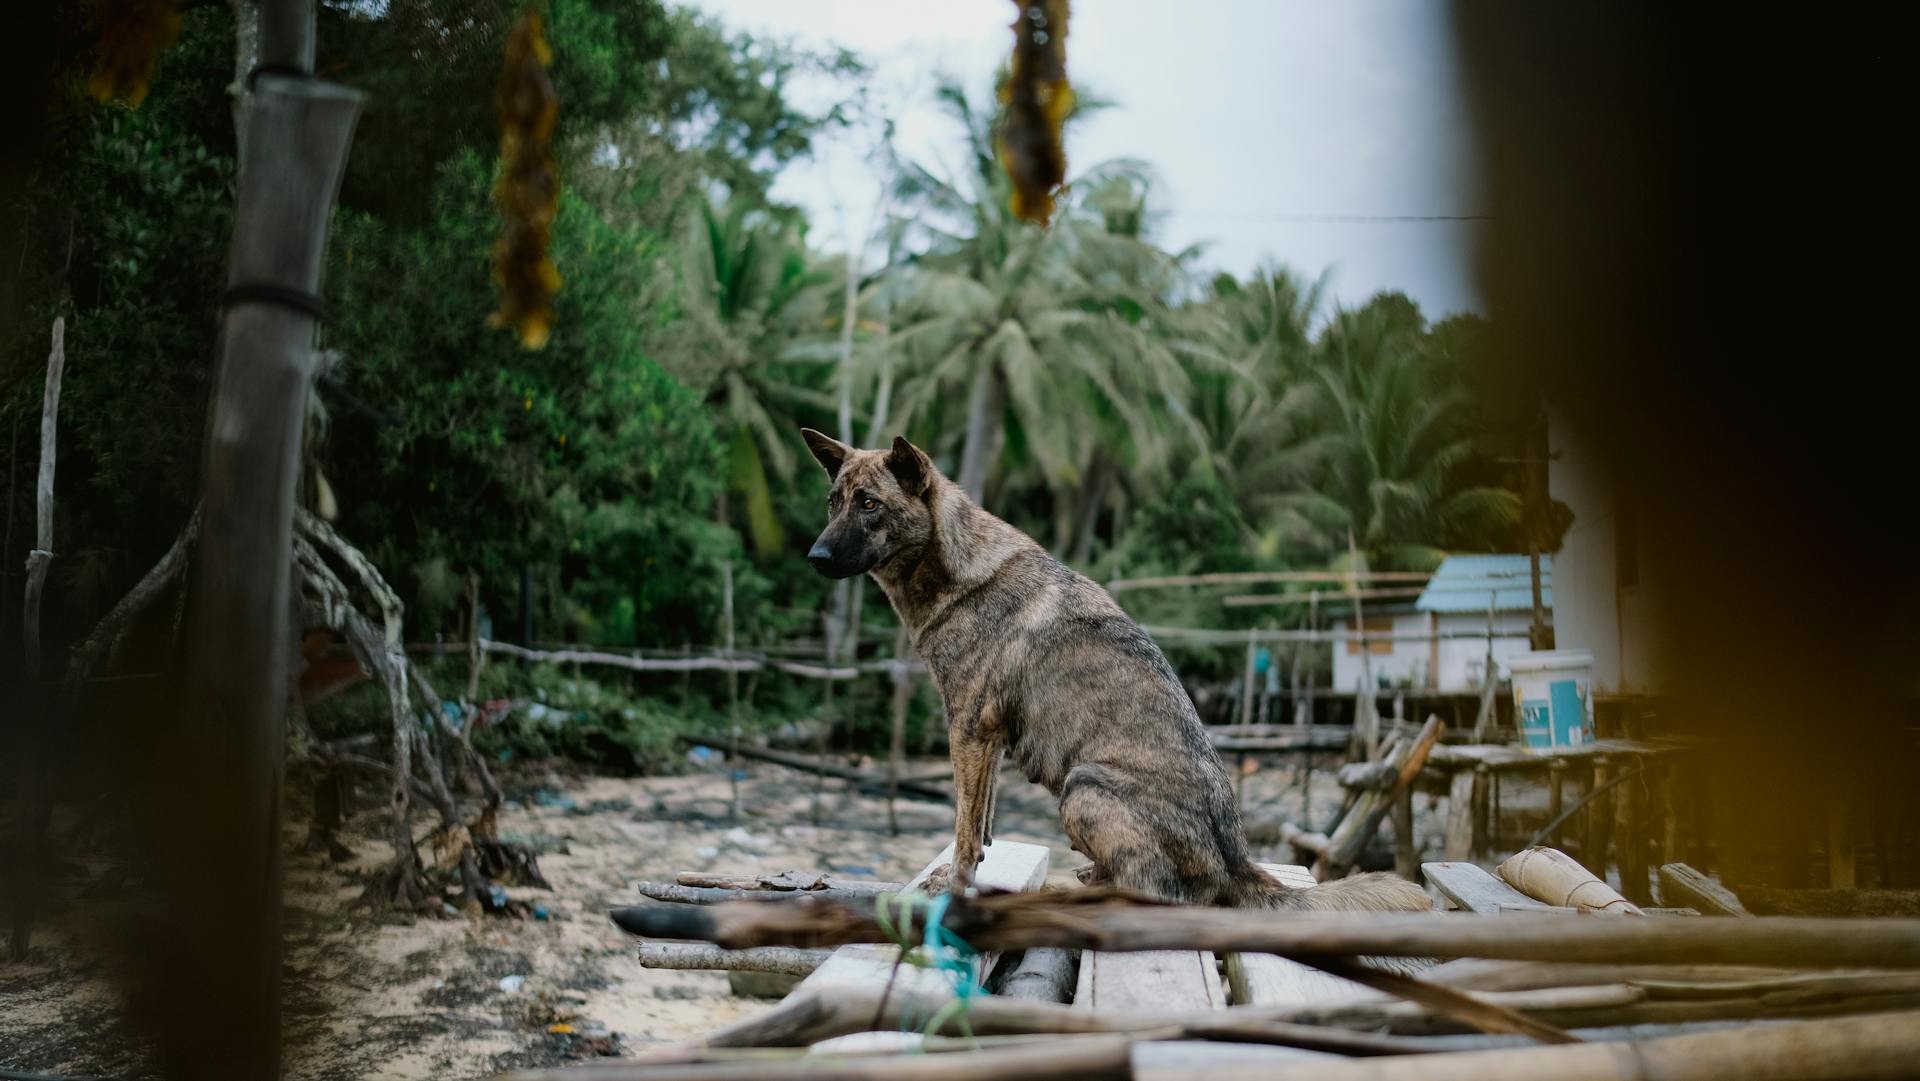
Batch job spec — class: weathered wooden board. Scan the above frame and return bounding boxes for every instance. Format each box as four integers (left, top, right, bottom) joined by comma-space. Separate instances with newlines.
1223, 864, 1376, 1008
1075, 947, 1223, 1012
1131, 1039, 1338, 1079
1424, 860, 1552, 914
1657, 862, 1752, 917
795, 840, 1049, 1000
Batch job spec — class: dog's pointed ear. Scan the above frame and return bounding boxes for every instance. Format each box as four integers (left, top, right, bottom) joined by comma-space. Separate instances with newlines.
801, 428, 852, 480
886, 436, 932, 496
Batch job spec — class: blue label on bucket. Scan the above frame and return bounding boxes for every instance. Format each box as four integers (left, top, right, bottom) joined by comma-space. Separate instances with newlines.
1520, 699, 1552, 747
1549, 678, 1589, 746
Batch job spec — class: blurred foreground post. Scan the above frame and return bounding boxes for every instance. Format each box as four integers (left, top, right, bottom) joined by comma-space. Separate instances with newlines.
169, 0, 361, 1073
8, 317, 65, 961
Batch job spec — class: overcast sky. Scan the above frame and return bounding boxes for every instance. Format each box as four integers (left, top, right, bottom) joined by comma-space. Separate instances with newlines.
687, 0, 1481, 319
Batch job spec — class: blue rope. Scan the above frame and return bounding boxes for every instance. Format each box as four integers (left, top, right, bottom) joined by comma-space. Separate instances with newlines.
871, 890, 982, 1045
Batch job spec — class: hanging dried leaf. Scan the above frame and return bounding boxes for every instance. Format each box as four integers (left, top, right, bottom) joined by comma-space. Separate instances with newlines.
997, 0, 1072, 225
489, 8, 562, 349
88, 0, 182, 106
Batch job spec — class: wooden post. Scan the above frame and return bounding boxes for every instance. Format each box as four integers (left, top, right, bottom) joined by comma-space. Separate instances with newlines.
1586, 762, 1615, 884
169, 12, 360, 1074
1659, 763, 1682, 870
885, 627, 912, 836
1545, 760, 1567, 849
1473, 591, 1497, 741
1470, 765, 1492, 861
722, 559, 740, 821
1392, 785, 1417, 880
1236, 628, 1256, 806
1444, 769, 1476, 860
1829, 799, 1856, 890
1617, 766, 1651, 905
1302, 591, 1318, 727
1346, 530, 1377, 759
8, 317, 65, 962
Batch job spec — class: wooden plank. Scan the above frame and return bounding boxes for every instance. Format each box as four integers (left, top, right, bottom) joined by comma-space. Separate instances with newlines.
1423, 861, 1551, 914
1075, 853, 1239, 1012
1131, 1040, 1337, 1078
797, 840, 1049, 1001
1075, 948, 1222, 1012
1444, 769, 1477, 860
1225, 865, 1375, 1008
1657, 862, 1752, 917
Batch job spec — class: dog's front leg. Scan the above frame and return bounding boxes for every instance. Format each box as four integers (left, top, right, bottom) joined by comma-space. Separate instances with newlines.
947, 707, 1002, 893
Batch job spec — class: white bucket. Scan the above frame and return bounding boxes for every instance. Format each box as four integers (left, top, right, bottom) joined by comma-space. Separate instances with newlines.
1506, 648, 1595, 749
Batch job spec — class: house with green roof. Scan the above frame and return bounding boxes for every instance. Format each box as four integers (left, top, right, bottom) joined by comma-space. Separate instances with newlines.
1330, 554, 1548, 694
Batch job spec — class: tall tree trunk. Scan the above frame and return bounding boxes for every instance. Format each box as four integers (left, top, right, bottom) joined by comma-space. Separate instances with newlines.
1070, 454, 1112, 565
168, 3, 359, 1073
9, 318, 65, 961
956, 362, 1005, 503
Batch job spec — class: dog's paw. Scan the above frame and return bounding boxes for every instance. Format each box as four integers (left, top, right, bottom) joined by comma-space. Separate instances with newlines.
1074, 862, 1112, 887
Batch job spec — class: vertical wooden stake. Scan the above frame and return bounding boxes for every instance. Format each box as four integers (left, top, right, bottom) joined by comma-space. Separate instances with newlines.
885, 628, 911, 836
1443, 769, 1476, 861
722, 559, 739, 821
1546, 760, 1567, 850
1470, 765, 1491, 862
1659, 764, 1681, 870
1586, 761, 1615, 884
1392, 784, 1417, 880
1618, 765, 1650, 905
1829, 799, 1856, 890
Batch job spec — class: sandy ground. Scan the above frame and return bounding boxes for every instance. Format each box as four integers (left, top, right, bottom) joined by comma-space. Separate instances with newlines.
0, 752, 1426, 1080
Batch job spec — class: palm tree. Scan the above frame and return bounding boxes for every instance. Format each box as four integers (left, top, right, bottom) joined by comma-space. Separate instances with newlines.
1250, 293, 1523, 571
869, 82, 1196, 544
666, 195, 834, 553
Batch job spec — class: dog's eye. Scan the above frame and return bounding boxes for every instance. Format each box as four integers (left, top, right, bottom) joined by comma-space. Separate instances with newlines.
861, 498, 878, 512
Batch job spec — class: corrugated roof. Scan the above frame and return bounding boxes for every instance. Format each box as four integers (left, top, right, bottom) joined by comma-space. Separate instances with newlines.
1416, 554, 1552, 614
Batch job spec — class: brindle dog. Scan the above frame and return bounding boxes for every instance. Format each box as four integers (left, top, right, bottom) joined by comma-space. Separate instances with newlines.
801, 429, 1428, 911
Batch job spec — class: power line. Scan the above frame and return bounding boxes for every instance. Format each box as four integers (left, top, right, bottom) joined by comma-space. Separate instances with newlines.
1171, 212, 1488, 224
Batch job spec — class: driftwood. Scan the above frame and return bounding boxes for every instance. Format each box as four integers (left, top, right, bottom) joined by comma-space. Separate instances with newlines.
994, 947, 1079, 1002
1319, 717, 1443, 877
637, 943, 829, 977
1658, 863, 1752, 917
637, 882, 900, 906
676, 871, 905, 893
62, 512, 201, 698
9, 317, 66, 961
609, 891, 1920, 970
672, 735, 951, 803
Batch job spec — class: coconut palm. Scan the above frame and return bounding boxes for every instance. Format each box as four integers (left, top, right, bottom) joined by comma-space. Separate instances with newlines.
1251, 293, 1523, 571
665, 195, 834, 553
869, 82, 1198, 545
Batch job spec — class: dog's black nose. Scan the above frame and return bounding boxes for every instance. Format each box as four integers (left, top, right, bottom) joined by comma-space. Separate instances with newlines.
807, 543, 833, 573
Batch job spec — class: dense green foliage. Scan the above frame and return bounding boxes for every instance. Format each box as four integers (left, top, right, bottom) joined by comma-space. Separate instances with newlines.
1, 3, 1543, 749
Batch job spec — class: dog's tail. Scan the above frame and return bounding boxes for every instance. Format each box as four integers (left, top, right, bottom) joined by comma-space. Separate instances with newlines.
1227, 863, 1431, 912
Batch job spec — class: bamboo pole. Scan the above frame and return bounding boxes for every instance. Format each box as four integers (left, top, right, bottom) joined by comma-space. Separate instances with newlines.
610, 895, 1920, 970
1195, 1009, 1920, 1081
168, 8, 361, 1073
638, 944, 829, 977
